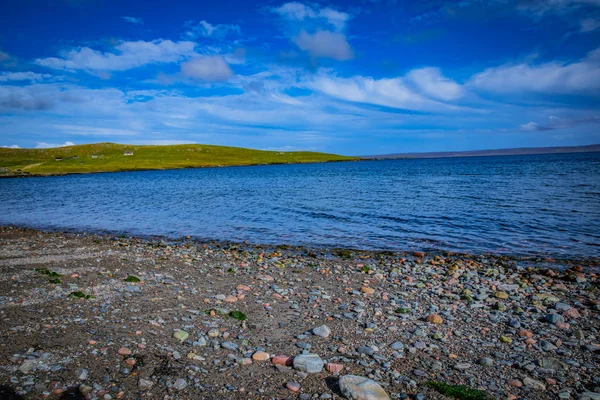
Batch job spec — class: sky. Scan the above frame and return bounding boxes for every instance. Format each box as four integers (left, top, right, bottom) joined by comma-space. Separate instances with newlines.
0, 0, 599, 155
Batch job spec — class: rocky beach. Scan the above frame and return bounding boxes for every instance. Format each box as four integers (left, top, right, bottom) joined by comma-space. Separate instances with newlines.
0, 226, 598, 400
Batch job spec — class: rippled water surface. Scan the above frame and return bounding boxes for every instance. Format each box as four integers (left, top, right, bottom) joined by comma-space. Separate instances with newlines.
1, 153, 599, 257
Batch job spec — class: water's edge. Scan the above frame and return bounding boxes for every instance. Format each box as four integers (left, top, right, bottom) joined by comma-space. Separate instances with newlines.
3, 224, 598, 271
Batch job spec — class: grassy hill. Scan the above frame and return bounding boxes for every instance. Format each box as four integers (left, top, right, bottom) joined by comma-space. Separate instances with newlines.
0, 143, 359, 177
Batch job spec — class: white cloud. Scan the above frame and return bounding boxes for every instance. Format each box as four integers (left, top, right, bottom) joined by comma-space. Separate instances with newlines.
406, 67, 465, 101
519, 121, 542, 131
184, 20, 241, 39
307, 73, 461, 112
272, 2, 351, 31
580, 18, 600, 32
0, 72, 55, 82
292, 30, 353, 61
35, 39, 197, 72
121, 16, 143, 24
0, 51, 11, 62
518, 0, 600, 15
180, 56, 233, 81
1, 144, 20, 148
35, 141, 75, 148
469, 47, 600, 95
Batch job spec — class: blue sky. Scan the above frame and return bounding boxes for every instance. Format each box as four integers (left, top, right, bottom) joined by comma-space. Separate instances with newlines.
0, 0, 599, 155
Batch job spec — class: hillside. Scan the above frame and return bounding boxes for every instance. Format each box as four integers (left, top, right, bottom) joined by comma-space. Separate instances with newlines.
0, 143, 359, 177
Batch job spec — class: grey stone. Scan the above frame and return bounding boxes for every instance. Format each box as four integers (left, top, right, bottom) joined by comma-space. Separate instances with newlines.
76, 368, 88, 380
579, 392, 600, 400
221, 342, 239, 351
313, 325, 331, 338
478, 358, 494, 366
523, 377, 546, 390
138, 379, 153, 390
173, 378, 187, 391
293, 354, 324, 373
357, 346, 375, 356
546, 313, 565, 324
338, 375, 390, 400
390, 342, 404, 350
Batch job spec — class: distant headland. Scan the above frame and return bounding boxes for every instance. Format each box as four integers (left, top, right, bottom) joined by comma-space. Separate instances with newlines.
366, 144, 600, 159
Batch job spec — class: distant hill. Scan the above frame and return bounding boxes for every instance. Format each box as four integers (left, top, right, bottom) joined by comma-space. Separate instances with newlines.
0, 142, 359, 177
365, 144, 600, 159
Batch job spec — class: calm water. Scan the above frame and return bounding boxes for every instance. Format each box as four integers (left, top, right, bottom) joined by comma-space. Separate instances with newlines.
1, 153, 599, 258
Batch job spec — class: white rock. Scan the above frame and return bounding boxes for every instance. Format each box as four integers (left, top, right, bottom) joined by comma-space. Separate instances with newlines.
339, 375, 390, 400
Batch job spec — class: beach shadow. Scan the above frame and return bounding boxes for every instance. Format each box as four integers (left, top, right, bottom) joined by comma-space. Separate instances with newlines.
59, 386, 85, 399
0, 385, 24, 400
325, 376, 342, 396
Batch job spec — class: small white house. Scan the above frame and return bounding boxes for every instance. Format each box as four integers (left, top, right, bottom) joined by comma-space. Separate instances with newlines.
124, 151, 134, 156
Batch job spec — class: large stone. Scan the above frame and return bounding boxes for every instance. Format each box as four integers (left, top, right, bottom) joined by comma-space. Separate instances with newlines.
523, 377, 546, 390
313, 325, 332, 338
138, 379, 154, 390
293, 354, 324, 373
338, 375, 390, 400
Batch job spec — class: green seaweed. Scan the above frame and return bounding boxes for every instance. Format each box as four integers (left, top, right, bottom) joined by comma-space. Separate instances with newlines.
360, 266, 372, 273
229, 310, 248, 321
124, 275, 140, 282
425, 382, 489, 400
395, 308, 411, 314
69, 291, 93, 299
48, 278, 61, 284
35, 268, 61, 277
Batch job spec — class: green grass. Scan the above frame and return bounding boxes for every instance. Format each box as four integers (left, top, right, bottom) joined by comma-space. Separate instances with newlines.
0, 142, 360, 177
229, 310, 248, 321
35, 268, 61, 277
69, 291, 93, 299
424, 382, 489, 400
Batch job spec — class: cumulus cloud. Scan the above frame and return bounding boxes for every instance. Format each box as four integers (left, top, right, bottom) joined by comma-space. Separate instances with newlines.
35, 39, 197, 72
184, 20, 241, 39
272, 2, 353, 62
272, 2, 351, 31
180, 56, 233, 81
121, 16, 143, 24
35, 141, 75, 148
580, 18, 600, 32
292, 30, 353, 61
1, 144, 20, 148
0, 72, 55, 82
469, 47, 600, 95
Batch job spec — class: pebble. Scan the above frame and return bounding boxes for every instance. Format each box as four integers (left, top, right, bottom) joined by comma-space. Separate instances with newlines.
173, 378, 187, 391
286, 382, 301, 392
252, 351, 270, 361
523, 377, 546, 390
173, 330, 189, 342
117, 347, 132, 356
138, 379, 153, 390
427, 314, 443, 324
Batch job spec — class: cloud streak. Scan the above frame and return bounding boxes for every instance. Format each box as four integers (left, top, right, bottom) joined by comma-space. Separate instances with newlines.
35, 39, 197, 73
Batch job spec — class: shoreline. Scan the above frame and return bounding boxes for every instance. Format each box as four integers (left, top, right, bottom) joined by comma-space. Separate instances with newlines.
0, 225, 599, 399
0, 158, 362, 179
2, 225, 599, 269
